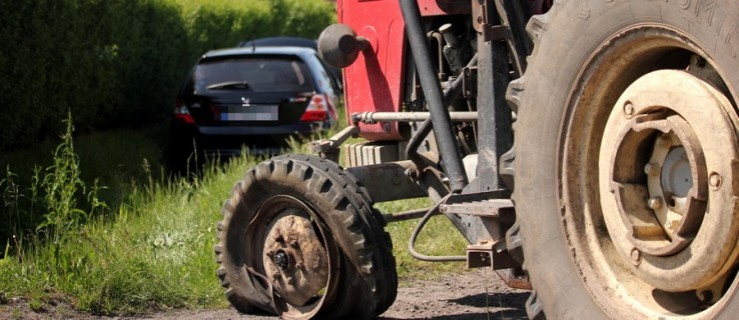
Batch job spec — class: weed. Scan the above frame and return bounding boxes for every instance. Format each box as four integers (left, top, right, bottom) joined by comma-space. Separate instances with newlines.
35, 113, 103, 243
29, 298, 42, 312
1, 167, 21, 238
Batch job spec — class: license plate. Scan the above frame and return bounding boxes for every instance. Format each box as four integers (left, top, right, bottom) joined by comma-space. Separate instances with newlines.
220, 105, 278, 121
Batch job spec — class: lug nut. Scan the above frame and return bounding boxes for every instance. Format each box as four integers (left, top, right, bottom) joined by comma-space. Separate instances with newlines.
644, 162, 660, 176
630, 248, 641, 265
648, 197, 663, 210
709, 172, 722, 190
623, 101, 635, 118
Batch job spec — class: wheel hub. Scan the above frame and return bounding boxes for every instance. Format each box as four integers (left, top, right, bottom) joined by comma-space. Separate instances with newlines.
599, 70, 739, 292
261, 206, 330, 308
273, 250, 290, 270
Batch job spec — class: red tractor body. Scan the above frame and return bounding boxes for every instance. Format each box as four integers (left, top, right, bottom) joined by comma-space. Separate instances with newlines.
216, 1, 739, 319
338, 0, 470, 140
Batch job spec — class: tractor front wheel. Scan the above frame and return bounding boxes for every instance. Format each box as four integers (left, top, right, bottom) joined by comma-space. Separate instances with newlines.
215, 154, 397, 319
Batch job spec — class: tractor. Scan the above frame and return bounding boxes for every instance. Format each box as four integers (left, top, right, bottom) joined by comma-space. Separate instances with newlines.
213, 0, 739, 318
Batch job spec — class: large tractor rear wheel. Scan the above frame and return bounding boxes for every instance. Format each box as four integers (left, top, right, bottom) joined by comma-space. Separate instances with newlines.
215, 154, 397, 319
509, 1, 739, 318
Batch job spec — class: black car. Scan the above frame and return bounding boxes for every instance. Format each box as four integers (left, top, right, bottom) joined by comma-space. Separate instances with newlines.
238, 36, 318, 50
168, 46, 342, 172
238, 37, 342, 89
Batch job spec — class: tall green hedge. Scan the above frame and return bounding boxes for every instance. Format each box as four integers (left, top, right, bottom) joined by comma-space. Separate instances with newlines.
0, 0, 335, 151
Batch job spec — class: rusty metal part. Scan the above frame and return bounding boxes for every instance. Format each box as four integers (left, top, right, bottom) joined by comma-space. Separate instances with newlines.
262, 209, 329, 307
440, 199, 513, 217
311, 126, 359, 162
472, 0, 530, 76
466, 241, 519, 270
248, 195, 337, 319
599, 70, 739, 292
494, 268, 531, 290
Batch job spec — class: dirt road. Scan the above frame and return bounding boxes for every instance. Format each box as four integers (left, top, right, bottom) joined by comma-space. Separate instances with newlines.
3, 269, 529, 319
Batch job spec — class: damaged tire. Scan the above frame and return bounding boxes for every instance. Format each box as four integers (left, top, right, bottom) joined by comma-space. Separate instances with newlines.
215, 154, 397, 319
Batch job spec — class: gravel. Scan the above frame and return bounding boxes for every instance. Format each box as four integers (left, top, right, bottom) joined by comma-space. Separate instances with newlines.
1, 269, 529, 320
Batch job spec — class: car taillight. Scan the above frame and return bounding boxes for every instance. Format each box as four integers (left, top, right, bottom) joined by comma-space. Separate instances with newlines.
174, 99, 195, 125
300, 94, 333, 123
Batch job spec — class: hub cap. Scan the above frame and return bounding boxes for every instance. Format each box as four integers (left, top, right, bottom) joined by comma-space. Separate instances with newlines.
599, 70, 739, 293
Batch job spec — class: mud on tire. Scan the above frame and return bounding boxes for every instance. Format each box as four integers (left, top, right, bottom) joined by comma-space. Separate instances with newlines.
214, 154, 397, 319
508, 1, 739, 319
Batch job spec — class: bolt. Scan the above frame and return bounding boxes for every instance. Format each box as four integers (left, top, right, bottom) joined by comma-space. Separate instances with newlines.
648, 197, 663, 210
623, 101, 635, 118
273, 250, 290, 270
644, 162, 660, 176
630, 248, 641, 266
295, 262, 303, 270
709, 172, 722, 190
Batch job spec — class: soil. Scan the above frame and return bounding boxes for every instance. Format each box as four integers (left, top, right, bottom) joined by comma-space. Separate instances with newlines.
0, 269, 529, 319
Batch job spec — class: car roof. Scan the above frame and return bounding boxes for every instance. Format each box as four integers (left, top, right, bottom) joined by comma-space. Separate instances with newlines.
238, 37, 317, 50
201, 46, 317, 60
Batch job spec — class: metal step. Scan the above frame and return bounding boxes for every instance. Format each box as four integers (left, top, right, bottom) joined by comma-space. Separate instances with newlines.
440, 199, 514, 217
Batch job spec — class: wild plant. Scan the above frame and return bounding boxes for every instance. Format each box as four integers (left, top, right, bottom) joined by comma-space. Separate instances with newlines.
36, 113, 107, 242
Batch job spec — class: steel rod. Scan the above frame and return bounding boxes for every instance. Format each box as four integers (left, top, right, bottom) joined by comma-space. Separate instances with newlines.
399, 0, 468, 192
352, 111, 478, 123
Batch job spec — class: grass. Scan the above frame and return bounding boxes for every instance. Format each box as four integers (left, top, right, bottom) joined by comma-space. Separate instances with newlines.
0, 117, 468, 314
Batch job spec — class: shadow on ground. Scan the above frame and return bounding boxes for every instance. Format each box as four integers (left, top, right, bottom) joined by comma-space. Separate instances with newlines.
380, 291, 529, 320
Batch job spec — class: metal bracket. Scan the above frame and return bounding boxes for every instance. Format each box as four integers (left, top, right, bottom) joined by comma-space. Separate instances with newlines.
462, 66, 477, 98
495, 268, 532, 290
440, 199, 513, 218
482, 25, 511, 42
310, 126, 359, 162
345, 160, 427, 203
467, 240, 519, 270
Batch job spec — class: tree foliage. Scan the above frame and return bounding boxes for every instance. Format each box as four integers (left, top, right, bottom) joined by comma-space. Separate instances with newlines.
0, 0, 335, 151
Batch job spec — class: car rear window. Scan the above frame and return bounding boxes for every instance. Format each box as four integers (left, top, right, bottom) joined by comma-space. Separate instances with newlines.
187, 55, 315, 93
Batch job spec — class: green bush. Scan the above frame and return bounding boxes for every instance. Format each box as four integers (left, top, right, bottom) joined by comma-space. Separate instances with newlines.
0, 0, 335, 151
